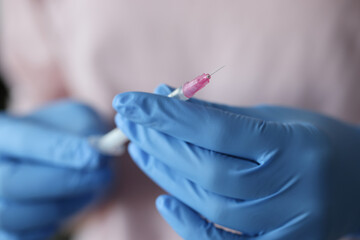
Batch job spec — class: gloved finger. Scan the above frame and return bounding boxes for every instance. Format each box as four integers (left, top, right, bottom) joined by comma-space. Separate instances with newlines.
0, 160, 110, 200
0, 226, 56, 240
154, 84, 271, 119
156, 195, 243, 240
252, 214, 314, 240
113, 92, 288, 159
157, 202, 312, 240
0, 115, 104, 169
26, 100, 108, 136
245, 214, 315, 240
153, 84, 174, 96
129, 144, 293, 235
0, 194, 93, 232
118, 118, 284, 200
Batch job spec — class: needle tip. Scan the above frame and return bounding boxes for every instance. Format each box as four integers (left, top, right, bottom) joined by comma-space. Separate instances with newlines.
210, 65, 226, 76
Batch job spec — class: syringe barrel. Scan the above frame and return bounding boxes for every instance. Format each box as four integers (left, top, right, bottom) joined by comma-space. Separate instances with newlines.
89, 128, 127, 156
167, 87, 189, 100
182, 73, 210, 98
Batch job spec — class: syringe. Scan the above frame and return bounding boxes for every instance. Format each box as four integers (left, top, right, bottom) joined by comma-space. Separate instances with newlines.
92, 67, 224, 156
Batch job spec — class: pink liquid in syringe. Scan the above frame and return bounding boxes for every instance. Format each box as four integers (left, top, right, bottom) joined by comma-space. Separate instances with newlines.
182, 73, 211, 98
182, 66, 225, 98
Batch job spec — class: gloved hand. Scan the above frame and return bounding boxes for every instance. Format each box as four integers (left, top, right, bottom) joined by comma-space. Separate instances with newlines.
0, 100, 111, 240
113, 84, 360, 240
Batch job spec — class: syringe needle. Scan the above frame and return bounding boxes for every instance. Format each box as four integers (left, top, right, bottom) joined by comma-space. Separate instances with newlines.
210, 65, 226, 76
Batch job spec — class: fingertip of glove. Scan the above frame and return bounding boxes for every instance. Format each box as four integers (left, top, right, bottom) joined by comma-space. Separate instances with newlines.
112, 92, 136, 110
113, 90, 179, 126
113, 91, 155, 110
113, 95, 142, 121
154, 84, 174, 95
156, 195, 173, 212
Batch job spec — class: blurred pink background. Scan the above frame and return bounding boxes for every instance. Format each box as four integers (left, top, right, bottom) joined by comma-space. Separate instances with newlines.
1, 0, 360, 239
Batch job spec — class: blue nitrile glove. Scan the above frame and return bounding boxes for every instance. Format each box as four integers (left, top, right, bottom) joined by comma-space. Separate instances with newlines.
113, 84, 360, 240
0, 100, 111, 240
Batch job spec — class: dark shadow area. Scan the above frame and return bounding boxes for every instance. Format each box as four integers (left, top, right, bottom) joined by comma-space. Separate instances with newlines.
0, 74, 8, 110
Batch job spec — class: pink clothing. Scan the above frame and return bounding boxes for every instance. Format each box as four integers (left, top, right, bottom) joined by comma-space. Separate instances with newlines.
1, 0, 360, 239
